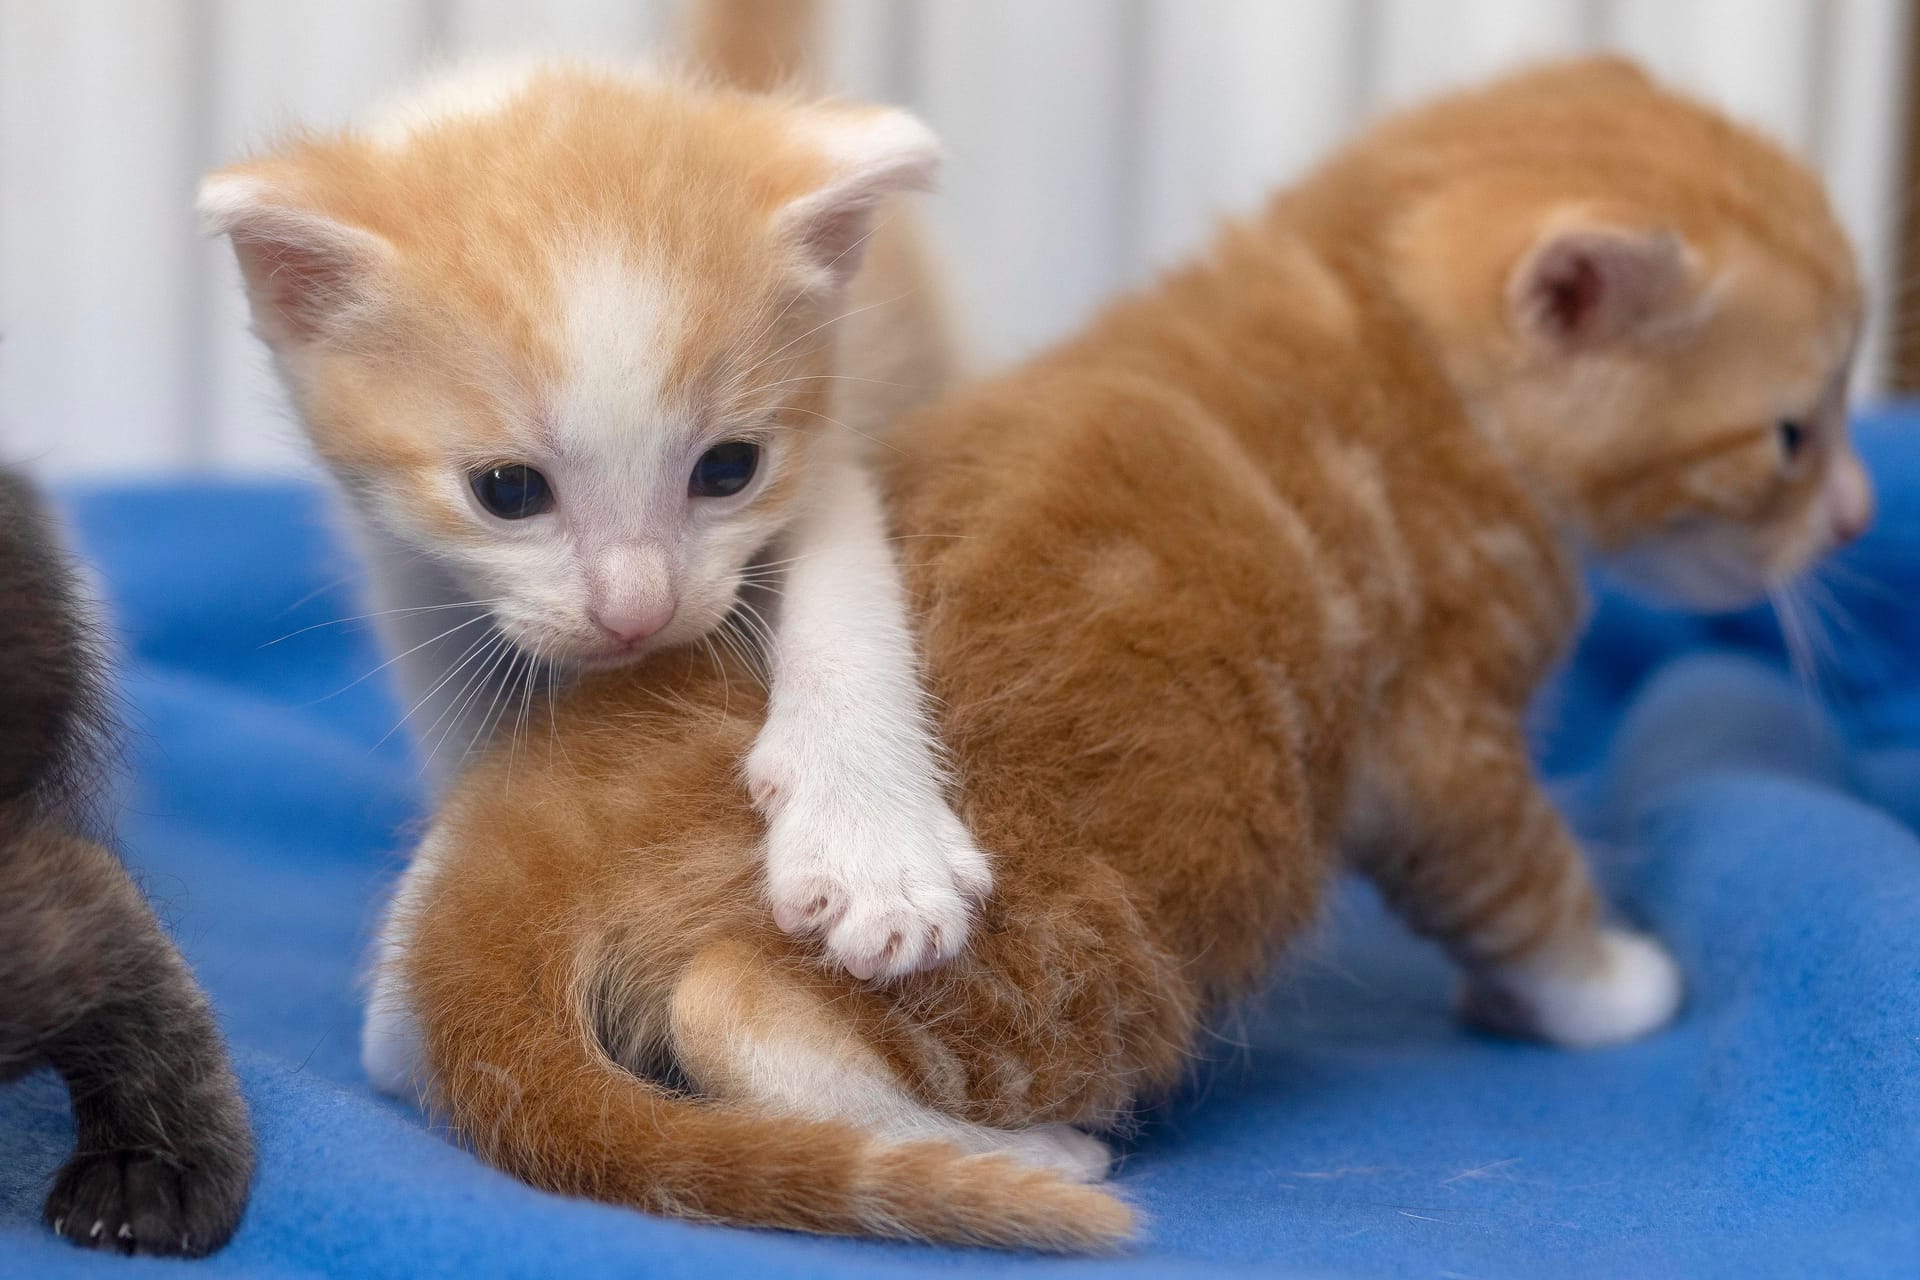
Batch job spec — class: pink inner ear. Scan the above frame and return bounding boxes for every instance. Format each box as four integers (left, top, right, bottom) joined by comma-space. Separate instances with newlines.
788, 199, 878, 281
1537, 248, 1606, 340
230, 231, 366, 344
1518, 228, 1684, 348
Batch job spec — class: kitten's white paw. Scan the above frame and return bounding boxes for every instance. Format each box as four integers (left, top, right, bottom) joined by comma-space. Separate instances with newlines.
1459, 927, 1682, 1049
759, 774, 993, 981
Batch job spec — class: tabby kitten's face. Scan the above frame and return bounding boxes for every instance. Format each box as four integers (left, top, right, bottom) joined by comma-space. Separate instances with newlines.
201, 63, 939, 667
1487, 218, 1868, 611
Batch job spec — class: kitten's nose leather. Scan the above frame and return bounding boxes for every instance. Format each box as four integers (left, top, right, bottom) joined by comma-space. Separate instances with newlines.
593, 601, 675, 644
590, 547, 676, 644
1830, 457, 1875, 545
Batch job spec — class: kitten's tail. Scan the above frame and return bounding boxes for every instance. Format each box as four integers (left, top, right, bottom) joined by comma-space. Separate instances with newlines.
414, 931, 1132, 1251
685, 0, 823, 94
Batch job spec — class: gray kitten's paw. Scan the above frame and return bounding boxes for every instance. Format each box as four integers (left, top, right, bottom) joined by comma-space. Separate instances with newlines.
45, 1147, 250, 1258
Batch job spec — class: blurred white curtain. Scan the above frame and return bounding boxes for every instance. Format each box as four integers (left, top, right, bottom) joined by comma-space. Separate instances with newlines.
0, 0, 1909, 475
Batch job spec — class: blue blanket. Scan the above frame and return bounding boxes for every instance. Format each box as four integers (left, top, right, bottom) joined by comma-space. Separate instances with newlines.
4, 408, 1917, 1279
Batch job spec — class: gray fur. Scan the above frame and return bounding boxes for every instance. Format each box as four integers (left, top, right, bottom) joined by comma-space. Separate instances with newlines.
0, 468, 253, 1257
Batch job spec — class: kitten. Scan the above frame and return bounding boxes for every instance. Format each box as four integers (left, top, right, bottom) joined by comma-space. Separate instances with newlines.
389, 58, 1868, 1249
0, 467, 253, 1257
198, 13, 982, 1097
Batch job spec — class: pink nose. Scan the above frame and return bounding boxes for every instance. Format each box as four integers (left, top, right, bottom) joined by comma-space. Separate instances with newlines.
1830, 461, 1875, 546
1835, 502, 1873, 546
592, 600, 675, 645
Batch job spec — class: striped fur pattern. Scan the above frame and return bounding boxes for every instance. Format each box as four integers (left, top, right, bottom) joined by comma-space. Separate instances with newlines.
397, 59, 1865, 1249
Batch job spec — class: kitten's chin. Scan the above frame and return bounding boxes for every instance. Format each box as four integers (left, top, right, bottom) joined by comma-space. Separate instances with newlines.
555, 644, 655, 674
508, 607, 733, 675
1599, 548, 1769, 614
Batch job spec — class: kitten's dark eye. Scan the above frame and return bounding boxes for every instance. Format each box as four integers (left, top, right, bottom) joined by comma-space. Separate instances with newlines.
689, 440, 761, 498
1778, 419, 1809, 462
470, 464, 553, 519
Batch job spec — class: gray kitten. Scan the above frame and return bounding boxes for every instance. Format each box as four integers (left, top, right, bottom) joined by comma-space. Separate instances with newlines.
0, 467, 252, 1257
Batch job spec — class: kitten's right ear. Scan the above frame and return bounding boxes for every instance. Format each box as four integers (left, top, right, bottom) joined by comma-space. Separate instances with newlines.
1509, 223, 1692, 349
198, 173, 394, 347
775, 107, 941, 292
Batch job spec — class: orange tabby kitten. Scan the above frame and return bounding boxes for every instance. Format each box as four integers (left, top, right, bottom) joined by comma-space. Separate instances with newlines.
393, 59, 1869, 1250
200, 5, 992, 1097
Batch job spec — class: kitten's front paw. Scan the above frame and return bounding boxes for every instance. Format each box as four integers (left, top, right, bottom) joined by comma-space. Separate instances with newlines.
45, 1147, 250, 1258
762, 794, 993, 982
1458, 927, 1682, 1049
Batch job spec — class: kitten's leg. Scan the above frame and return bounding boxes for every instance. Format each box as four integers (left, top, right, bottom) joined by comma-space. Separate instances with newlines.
748, 452, 992, 981
664, 941, 1110, 1181
1355, 710, 1681, 1049
0, 827, 253, 1256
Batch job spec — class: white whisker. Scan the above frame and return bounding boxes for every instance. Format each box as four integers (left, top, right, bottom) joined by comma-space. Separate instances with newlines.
325, 612, 494, 709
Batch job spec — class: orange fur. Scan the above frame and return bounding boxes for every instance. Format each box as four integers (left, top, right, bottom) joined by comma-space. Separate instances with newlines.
687, 0, 823, 95
402, 58, 1866, 1249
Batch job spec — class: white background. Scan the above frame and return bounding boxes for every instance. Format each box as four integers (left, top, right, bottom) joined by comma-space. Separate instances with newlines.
0, 0, 1911, 476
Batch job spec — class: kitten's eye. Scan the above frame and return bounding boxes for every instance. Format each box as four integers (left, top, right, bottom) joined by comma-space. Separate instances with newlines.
689, 440, 761, 498
1778, 419, 1809, 463
470, 464, 553, 519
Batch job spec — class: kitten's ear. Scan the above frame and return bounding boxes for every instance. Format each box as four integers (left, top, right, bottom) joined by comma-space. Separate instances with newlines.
199, 173, 394, 347
775, 107, 941, 289
1509, 224, 1691, 349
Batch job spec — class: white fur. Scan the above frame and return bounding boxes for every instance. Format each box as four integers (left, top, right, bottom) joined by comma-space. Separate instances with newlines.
749, 450, 993, 981
360, 826, 450, 1098
552, 252, 688, 490
804, 108, 941, 180
1460, 927, 1683, 1050
690, 975, 1109, 1182
195, 174, 277, 235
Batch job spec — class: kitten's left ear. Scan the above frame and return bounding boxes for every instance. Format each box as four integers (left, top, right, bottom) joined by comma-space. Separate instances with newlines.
1509, 223, 1693, 349
776, 107, 941, 290
199, 172, 395, 348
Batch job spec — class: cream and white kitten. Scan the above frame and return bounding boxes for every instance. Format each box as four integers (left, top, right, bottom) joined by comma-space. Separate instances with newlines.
199, 57, 984, 1094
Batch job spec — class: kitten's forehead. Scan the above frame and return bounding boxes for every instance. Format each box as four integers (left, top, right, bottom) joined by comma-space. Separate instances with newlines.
546, 249, 697, 502
1707, 251, 1859, 394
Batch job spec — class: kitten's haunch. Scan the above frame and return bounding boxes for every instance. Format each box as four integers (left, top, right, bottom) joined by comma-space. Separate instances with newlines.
0, 470, 253, 1258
